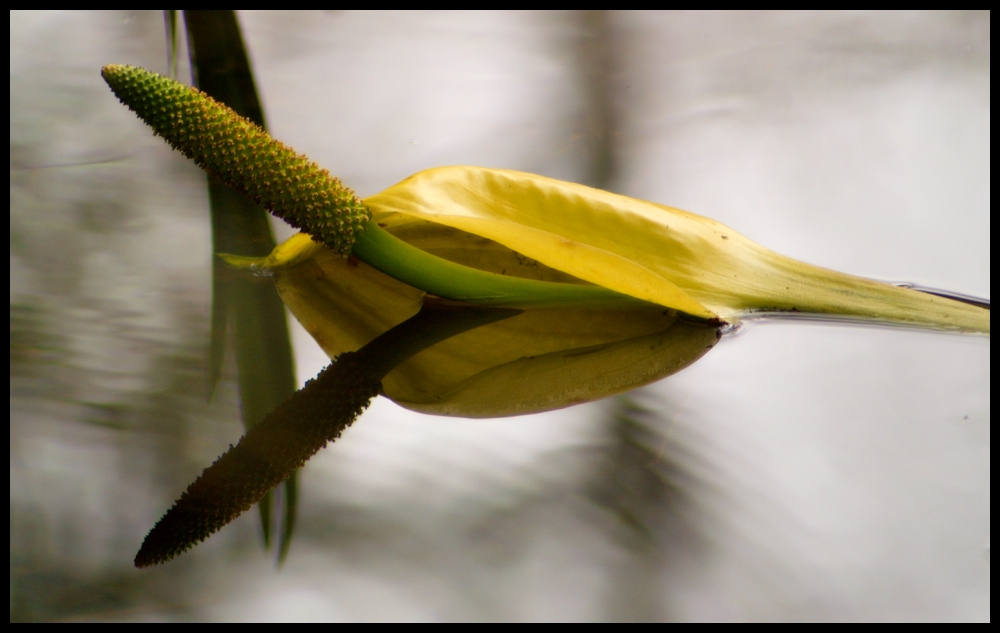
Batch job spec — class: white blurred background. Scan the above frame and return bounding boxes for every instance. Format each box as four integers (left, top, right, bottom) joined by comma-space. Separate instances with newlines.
10, 11, 989, 621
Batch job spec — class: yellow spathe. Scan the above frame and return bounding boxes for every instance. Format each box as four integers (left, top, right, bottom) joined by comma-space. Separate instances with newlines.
367, 167, 988, 331
243, 166, 987, 417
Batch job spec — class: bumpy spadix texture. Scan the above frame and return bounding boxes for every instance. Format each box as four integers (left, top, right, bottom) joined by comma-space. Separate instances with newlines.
102, 64, 369, 254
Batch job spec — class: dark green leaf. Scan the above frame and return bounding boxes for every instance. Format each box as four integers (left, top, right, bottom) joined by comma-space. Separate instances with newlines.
184, 10, 297, 557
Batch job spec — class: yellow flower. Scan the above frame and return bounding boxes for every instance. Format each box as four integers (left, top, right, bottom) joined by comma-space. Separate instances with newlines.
102, 63, 988, 419
246, 166, 989, 418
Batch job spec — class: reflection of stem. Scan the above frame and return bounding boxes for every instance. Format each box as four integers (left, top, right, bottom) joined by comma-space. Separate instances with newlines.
134, 302, 520, 568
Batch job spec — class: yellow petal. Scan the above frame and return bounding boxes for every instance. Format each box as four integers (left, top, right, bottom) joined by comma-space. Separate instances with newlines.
365, 167, 989, 333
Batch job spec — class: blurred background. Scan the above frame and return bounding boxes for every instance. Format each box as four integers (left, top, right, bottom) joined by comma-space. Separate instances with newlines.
10, 11, 989, 621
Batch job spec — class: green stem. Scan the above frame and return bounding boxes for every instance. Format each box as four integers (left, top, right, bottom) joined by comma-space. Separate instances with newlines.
352, 222, 649, 309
